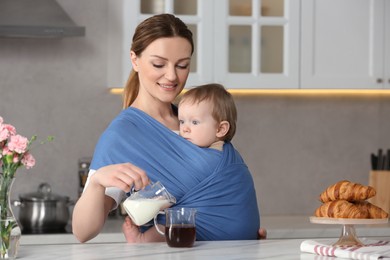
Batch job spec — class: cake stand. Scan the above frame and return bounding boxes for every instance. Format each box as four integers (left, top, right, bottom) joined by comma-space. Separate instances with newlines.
310, 217, 389, 247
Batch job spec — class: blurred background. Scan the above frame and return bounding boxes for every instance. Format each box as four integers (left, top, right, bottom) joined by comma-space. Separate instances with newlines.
1, 0, 390, 218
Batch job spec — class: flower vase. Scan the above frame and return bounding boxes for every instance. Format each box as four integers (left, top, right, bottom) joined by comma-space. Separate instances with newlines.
0, 173, 21, 259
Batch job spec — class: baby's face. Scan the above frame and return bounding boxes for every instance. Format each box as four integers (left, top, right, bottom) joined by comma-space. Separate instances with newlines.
178, 100, 220, 147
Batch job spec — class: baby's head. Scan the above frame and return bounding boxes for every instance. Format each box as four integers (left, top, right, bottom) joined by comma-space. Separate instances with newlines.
178, 84, 237, 147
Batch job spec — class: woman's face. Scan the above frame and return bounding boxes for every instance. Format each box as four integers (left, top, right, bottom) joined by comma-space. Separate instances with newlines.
131, 37, 192, 104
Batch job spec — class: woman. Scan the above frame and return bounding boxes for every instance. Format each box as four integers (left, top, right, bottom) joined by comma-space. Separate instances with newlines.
72, 13, 265, 243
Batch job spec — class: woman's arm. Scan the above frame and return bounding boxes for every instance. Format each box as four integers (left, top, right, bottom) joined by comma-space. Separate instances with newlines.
72, 163, 149, 243
72, 179, 113, 243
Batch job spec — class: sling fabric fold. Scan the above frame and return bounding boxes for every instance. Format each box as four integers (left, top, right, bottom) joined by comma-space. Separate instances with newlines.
91, 107, 260, 240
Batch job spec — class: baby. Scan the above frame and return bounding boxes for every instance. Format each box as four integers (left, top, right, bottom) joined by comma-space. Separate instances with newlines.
122, 83, 237, 243
178, 83, 236, 150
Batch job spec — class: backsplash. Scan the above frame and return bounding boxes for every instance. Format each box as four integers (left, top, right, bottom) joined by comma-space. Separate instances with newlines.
1, 0, 390, 217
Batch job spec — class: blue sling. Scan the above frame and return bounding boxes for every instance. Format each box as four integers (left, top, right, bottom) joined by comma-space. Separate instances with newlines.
90, 107, 260, 240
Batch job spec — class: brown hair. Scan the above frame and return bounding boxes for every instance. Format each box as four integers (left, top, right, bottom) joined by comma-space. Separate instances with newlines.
179, 84, 237, 141
123, 14, 194, 108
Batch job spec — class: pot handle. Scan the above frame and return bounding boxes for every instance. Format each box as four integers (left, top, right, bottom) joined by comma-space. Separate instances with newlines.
12, 200, 22, 207
38, 182, 52, 195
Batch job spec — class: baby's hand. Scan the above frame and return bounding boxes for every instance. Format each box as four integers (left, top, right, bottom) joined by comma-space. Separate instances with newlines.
122, 216, 143, 243
258, 227, 267, 239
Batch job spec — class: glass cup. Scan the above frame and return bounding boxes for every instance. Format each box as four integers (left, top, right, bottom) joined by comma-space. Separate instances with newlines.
154, 207, 197, 248
122, 181, 176, 226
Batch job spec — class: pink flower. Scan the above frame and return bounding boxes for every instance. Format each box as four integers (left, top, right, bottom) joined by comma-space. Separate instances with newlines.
0, 116, 51, 172
2, 146, 11, 155
13, 154, 20, 163
0, 124, 16, 142
21, 152, 35, 169
7, 134, 29, 154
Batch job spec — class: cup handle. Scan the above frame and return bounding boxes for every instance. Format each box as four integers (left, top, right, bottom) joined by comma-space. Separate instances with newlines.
153, 211, 165, 236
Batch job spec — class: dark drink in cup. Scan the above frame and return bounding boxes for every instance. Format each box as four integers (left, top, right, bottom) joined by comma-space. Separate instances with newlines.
165, 224, 196, 247
154, 207, 197, 247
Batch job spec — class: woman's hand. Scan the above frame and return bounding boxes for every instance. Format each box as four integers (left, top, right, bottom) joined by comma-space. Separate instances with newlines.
72, 162, 149, 243
90, 163, 150, 192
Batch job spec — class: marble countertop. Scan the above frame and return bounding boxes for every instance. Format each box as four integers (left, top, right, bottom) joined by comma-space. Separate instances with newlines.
261, 215, 390, 239
19, 215, 390, 245
19, 238, 390, 260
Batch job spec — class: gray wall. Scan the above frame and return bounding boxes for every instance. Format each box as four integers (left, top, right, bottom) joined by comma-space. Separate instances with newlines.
1, 0, 390, 217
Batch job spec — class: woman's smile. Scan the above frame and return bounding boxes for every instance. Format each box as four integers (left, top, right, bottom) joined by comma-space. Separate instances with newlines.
158, 83, 177, 90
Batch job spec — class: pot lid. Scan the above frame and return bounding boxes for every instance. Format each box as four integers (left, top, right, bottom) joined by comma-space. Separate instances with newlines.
19, 183, 69, 202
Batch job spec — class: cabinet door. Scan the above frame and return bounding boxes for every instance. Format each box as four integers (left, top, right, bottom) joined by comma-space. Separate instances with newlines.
107, 0, 137, 88
107, 0, 212, 88
301, 0, 385, 89
107, 0, 299, 89
214, 0, 300, 89
385, 0, 390, 88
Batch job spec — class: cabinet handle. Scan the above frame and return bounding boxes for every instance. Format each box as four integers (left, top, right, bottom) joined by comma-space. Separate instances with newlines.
377, 78, 383, 84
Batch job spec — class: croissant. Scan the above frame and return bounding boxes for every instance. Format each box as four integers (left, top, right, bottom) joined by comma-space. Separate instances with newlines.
319, 180, 376, 203
314, 200, 369, 218
354, 201, 389, 219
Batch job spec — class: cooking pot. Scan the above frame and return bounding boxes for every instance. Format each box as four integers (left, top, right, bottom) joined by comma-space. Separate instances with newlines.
14, 183, 73, 233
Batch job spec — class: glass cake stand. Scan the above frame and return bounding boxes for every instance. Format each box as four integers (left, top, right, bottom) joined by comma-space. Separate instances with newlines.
309, 217, 389, 247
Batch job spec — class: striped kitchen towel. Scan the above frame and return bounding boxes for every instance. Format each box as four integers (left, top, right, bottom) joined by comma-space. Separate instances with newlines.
300, 239, 390, 260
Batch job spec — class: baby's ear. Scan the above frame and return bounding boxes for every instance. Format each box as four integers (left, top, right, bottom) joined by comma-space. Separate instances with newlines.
216, 121, 230, 138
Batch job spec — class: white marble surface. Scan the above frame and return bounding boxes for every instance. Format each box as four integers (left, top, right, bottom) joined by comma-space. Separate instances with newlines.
261, 215, 390, 239
16, 239, 372, 260
19, 215, 390, 245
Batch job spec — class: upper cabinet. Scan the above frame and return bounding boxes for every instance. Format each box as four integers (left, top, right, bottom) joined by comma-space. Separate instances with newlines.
107, 0, 390, 89
213, 0, 300, 89
301, 0, 390, 89
107, 0, 300, 89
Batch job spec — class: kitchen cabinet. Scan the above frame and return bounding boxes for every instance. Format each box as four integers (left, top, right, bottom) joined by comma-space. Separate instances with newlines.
108, 0, 389, 90
300, 0, 390, 89
213, 0, 300, 89
107, 0, 300, 89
